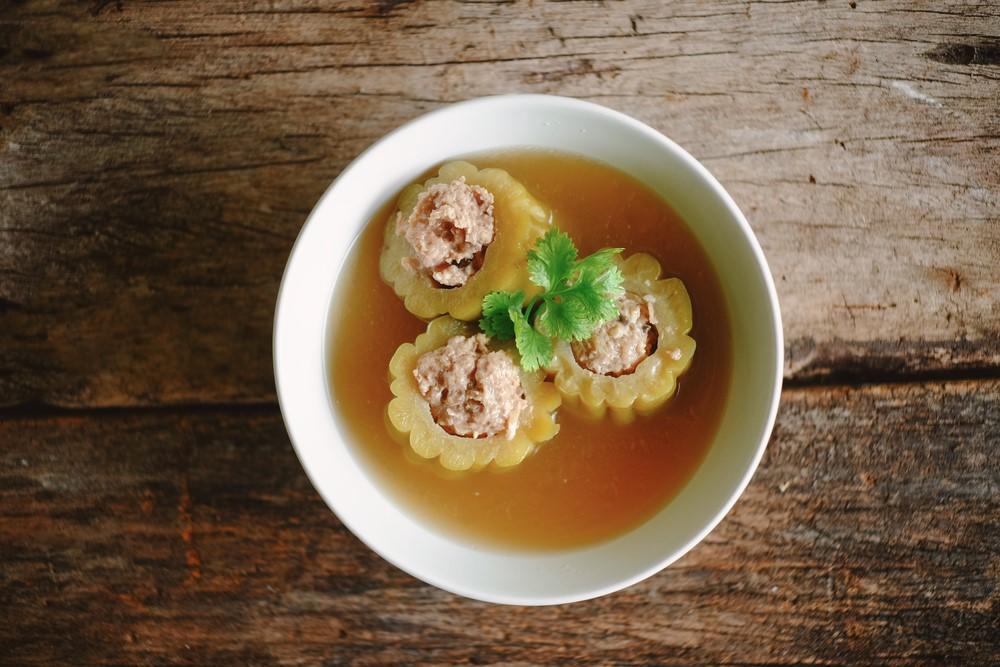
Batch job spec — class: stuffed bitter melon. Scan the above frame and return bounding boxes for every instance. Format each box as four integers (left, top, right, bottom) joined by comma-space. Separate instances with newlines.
387, 317, 561, 471
547, 253, 696, 423
379, 161, 551, 321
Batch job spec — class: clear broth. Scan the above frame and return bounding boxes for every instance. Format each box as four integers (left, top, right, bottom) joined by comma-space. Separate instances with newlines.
328, 150, 732, 551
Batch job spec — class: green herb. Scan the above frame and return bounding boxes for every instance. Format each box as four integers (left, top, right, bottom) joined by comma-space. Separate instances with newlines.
479, 229, 624, 371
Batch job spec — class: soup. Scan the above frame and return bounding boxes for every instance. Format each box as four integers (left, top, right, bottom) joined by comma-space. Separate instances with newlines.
327, 150, 732, 551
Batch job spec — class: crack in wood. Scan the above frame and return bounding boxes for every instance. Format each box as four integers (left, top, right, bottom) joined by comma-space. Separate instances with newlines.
1, 0, 997, 416
925, 42, 1000, 66
1, 380, 997, 662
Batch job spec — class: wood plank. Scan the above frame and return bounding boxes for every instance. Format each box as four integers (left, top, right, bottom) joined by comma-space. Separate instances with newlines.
1, 0, 998, 406
1, 380, 997, 665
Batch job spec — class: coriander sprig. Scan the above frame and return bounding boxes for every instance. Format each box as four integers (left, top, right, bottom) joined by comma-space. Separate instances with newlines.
479, 229, 624, 371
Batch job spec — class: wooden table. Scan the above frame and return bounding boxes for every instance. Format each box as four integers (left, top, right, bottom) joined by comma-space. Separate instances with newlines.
2, 1, 998, 664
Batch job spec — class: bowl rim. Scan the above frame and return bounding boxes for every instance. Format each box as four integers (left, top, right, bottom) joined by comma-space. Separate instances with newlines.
273, 93, 784, 605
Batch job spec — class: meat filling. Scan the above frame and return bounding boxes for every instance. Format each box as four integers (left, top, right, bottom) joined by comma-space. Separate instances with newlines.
571, 292, 659, 377
396, 177, 495, 288
414, 334, 529, 440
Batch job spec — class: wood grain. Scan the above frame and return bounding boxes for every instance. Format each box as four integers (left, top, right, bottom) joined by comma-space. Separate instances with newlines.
1, 3, 997, 664
1, 380, 997, 666
1, 0, 998, 407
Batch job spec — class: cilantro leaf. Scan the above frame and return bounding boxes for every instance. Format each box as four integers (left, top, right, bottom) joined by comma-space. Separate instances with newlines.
580, 262, 625, 318
526, 229, 577, 291
510, 307, 554, 371
535, 297, 592, 341
588, 262, 625, 298
574, 246, 623, 278
557, 281, 618, 338
477, 229, 625, 371
480, 290, 523, 340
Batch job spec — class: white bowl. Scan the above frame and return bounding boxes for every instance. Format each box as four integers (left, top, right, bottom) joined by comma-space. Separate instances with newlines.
274, 94, 782, 605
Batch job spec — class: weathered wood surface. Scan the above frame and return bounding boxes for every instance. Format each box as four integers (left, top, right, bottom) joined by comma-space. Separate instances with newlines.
2, 1, 999, 664
2, 381, 997, 665
1, 0, 999, 407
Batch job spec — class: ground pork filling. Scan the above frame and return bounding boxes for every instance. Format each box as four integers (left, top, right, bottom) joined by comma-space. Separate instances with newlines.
571, 292, 659, 377
413, 334, 530, 440
396, 177, 495, 288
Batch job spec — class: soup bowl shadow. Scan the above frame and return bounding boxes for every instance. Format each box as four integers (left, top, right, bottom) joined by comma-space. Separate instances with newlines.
273, 94, 783, 605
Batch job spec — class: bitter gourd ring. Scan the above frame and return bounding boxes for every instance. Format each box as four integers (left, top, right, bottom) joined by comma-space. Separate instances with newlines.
379, 161, 551, 320
547, 253, 696, 423
387, 317, 561, 471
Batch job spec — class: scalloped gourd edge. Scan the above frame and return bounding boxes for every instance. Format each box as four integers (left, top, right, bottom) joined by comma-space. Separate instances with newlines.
386, 317, 562, 471
547, 252, 696, 424
379, 161, 551, 321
